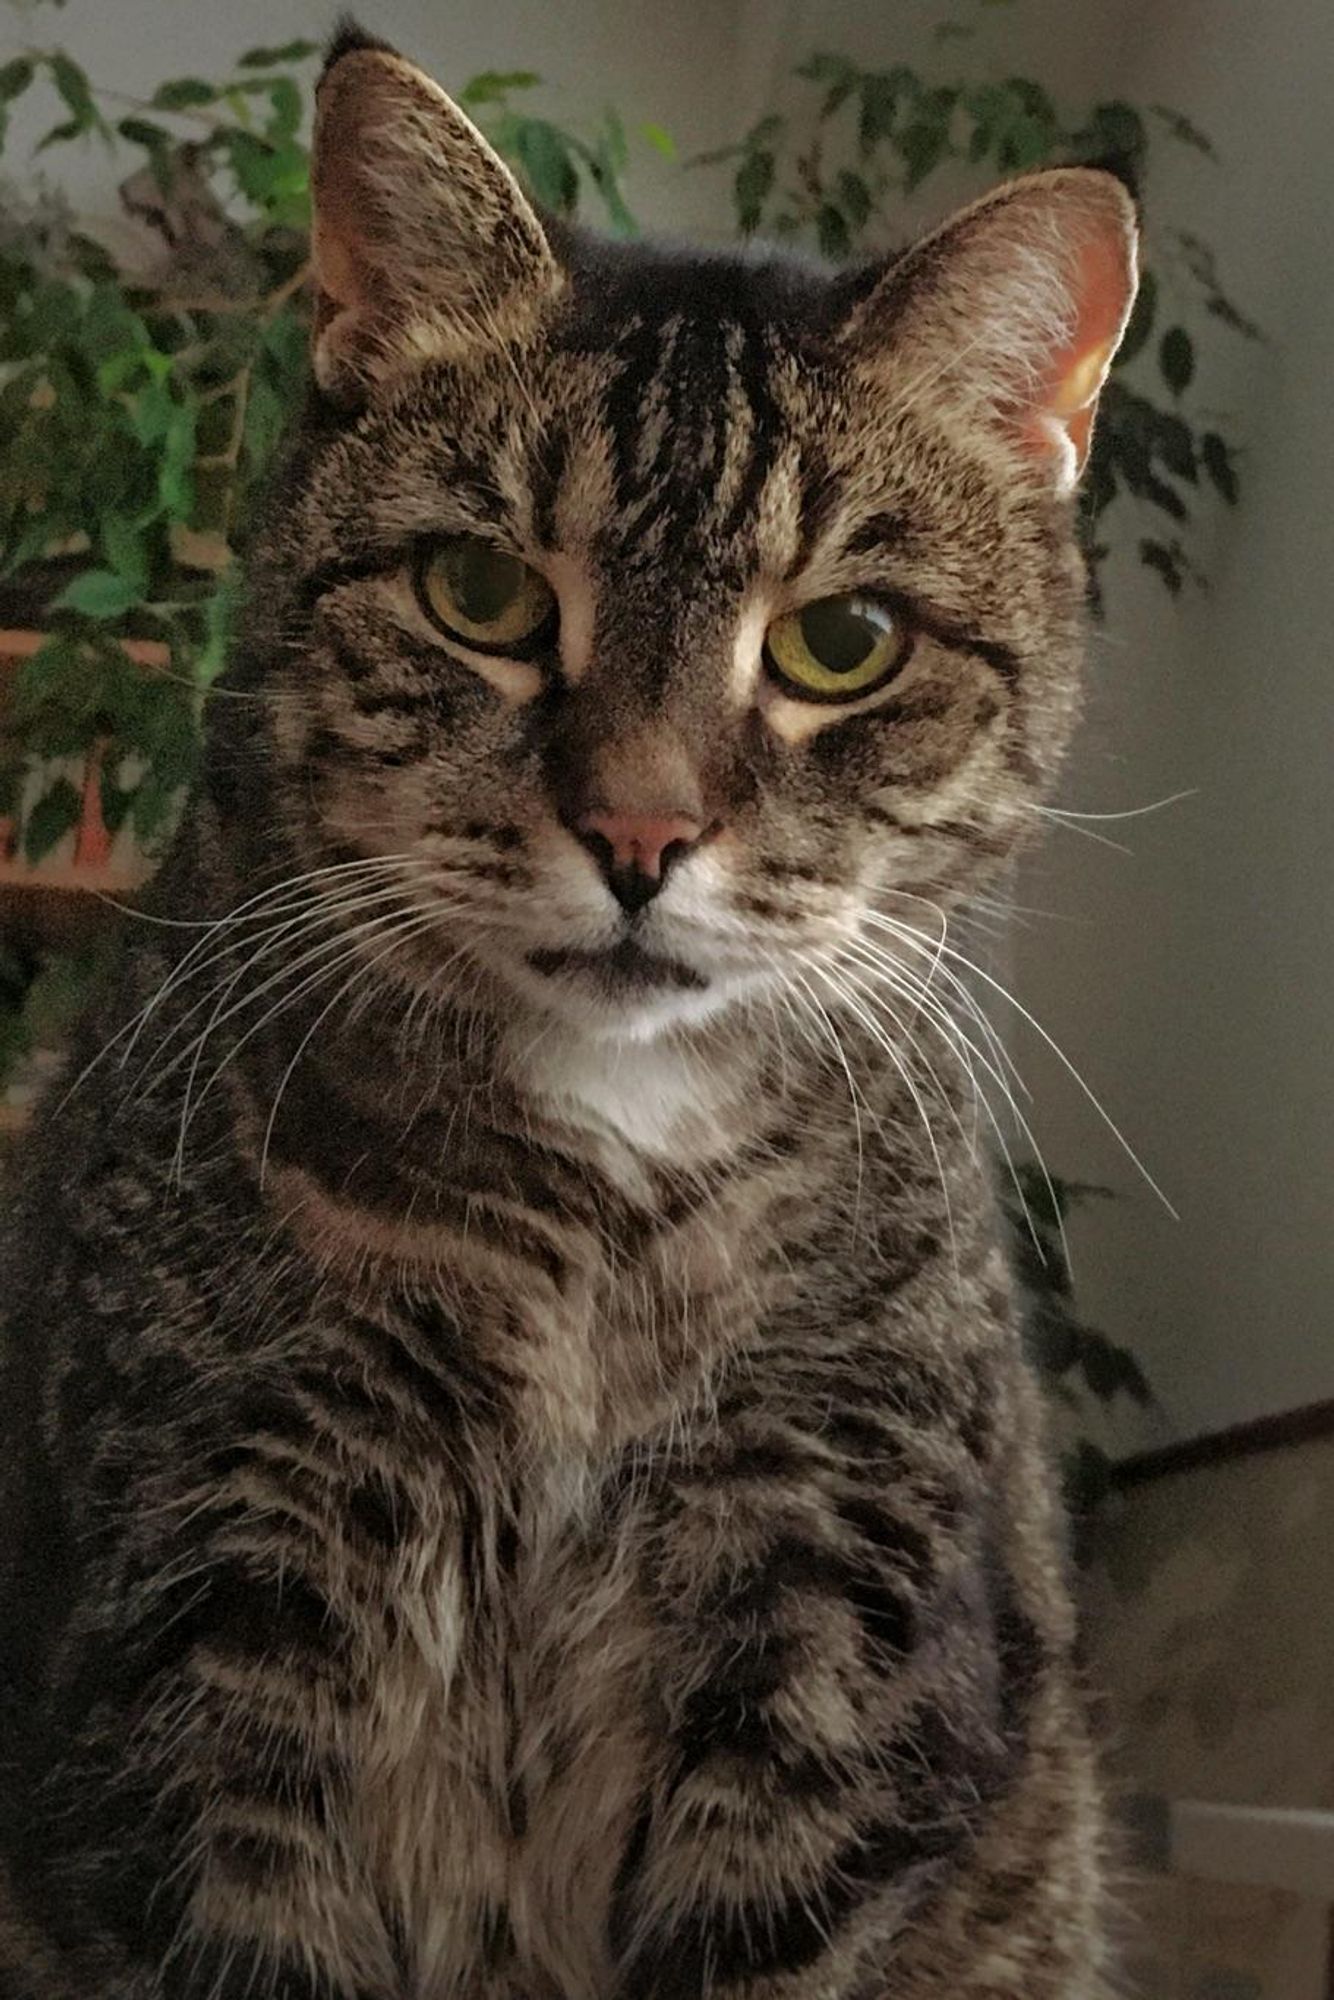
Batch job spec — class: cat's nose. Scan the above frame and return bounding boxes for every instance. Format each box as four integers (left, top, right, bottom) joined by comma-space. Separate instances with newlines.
572, 810, 705, 915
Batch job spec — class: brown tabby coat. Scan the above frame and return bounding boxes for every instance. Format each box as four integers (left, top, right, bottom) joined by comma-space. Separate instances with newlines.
0, 24, 1138, 2000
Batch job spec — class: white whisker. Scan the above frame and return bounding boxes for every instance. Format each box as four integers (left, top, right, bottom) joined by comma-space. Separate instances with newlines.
862, 907, 1177, 1218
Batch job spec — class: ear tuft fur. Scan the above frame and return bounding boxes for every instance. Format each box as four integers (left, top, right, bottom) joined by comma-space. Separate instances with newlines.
322, 17, 396, 80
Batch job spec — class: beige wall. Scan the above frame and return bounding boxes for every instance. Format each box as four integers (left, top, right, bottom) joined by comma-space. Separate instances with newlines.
1085, 1436, 1334, 1995
1087, 1439, 1334, 1813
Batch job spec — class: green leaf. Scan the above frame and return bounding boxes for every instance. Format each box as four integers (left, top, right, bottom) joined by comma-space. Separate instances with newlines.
999, 111, 1057, 171
744, 113, 785, 150
129, 375, 174, 449
899, 118, 949, 191
858, 68, 916, 154
1159, 325, 1195, 395
1201, 431, 1239, 505
1003, 77, 1056, 122
512, 119, 579, 213
1088, 99, 1146, 162
22, 778, 82, 862
0, 57, 35, 103
128, 767, 181, 844
33, 115, 85, 153
1154, 411, 1197, 482
151, 77, 218, 110
641, 122, 676, 159
237, 39, 320, 68
816, 204, 851, 259
459, 69, 541, 107
116, 113, 175, 186
226, 132, 308, 207
157, 399, 197, 522
1174, 229, 1265, 342
51, 570, 139, 619
601, 106, 629, 173
48, 51, 96, 129
241, 373, 286, 472
795, 52, 858, 86
836, 169, 872, 229
1139, 538, 1183, 595
734, 149, 775, 233
99, 513, 150, 594
263, 77, 303, 143
1150, 102, 1216, 157
1115, 267, 1157, 366
99, 765, 133, 835
684, 141, 746, 169
583, 135, 639, 238
19, 276, 80, 349
196, 574, 238, 687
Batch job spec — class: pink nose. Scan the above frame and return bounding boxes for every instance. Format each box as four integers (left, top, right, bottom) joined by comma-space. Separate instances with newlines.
572, 809, 705, 915
574, 810, 704, 881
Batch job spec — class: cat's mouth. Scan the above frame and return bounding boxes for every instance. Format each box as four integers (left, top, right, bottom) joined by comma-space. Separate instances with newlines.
525, 939, 709, 994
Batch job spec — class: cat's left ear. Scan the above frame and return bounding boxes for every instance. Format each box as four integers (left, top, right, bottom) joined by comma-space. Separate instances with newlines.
838, 169, 1138, 492
310, 27, 563, 399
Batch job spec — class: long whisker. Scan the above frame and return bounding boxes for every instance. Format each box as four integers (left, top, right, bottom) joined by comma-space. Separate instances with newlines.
1040, 787, 1199, 822
862, 906, 1177, 1218
170, 901, 459, 1183
783, 961, 867, 1221
257, 908, 452, 1188
59, 856, 434, 1105
139, 879, 428, 1095
806, 952, 960, 1283
835, 933, 1060, 1267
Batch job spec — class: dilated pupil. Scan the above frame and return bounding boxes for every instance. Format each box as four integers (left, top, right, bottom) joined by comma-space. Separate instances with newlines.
800, 599, 878, 674
448, 546, 524, 623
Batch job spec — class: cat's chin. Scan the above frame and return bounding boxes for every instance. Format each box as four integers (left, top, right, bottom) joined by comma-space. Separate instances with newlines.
474, 933, 760, 1043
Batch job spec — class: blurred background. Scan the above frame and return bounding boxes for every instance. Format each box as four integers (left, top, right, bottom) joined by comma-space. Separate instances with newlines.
0, 0, 1330, 1988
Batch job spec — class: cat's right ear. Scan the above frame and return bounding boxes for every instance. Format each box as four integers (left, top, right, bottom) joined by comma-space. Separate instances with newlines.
310, 24, 563, 400
835, 169, 1138, 494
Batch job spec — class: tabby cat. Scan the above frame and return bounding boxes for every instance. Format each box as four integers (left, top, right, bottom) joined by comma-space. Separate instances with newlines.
0, 22, 1139, 1999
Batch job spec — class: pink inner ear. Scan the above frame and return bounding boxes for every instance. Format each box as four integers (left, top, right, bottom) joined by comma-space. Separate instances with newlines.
1024, 224, 1137, 480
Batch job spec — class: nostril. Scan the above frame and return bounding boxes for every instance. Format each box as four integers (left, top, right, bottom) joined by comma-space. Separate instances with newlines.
657, 837, 694, 886
605, 864, 662, 917
578, 828, 618, 879
573, 811, 705, 881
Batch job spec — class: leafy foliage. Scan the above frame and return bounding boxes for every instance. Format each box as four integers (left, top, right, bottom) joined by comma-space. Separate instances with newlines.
0, 35, 646, 861
696, 49, 1258, 605
1001, 1164, 1152, 1540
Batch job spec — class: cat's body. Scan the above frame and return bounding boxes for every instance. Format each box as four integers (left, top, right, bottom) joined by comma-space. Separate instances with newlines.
0, 27, 1136, 2000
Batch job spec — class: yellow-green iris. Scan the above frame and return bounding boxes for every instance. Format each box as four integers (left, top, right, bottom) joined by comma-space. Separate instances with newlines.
416, 536, 556, 653
765, 595, 908, 702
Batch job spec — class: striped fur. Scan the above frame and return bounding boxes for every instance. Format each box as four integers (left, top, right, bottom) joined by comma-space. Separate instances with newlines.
0, 29, 1136, 2000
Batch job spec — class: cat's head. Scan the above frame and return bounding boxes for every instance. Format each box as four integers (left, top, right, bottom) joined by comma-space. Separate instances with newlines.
241, 26, 1137, 1047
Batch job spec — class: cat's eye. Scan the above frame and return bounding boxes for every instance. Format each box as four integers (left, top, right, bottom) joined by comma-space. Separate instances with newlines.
414, 536, 557, 655
764, 595, 910, 702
